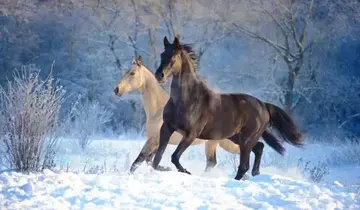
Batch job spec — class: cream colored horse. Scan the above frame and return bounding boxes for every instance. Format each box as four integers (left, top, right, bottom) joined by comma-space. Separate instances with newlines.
114, 56, 240, 173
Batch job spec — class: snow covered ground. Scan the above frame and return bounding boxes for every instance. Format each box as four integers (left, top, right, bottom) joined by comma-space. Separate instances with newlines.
1, 135, 359, 210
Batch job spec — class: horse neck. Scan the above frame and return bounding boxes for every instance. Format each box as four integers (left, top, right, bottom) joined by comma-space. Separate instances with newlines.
170, 51, 199, 102
141, 67, 169, 118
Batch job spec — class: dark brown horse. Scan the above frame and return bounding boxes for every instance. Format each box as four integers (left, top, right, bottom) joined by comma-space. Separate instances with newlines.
152, 36, 304, 180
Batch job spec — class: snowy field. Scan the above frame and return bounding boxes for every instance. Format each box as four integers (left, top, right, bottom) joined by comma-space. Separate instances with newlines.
1, 135, 359, 210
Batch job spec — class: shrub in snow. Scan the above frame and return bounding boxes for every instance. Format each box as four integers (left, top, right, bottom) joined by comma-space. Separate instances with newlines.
68, 100, 112, 150
226, 153, 239, 175
326, 141, 360, 166
297, 158, 330, 183
0, 65, 65, 172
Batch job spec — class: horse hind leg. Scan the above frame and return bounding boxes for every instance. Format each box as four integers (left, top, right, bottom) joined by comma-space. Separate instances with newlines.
250, 127, 268, 176
251, 141, 264, 176
236, 148, 251, 180
204, 141, 218, 172
230, 132, 262, 180
228, 134, 249, 180
218, 139, 240, 154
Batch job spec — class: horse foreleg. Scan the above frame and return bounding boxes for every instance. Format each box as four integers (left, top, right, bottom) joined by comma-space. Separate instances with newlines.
145, 135, 159, 165
171, 134, 196, 175
129, 137, 156, 173
146, 146, 172, 172
152, 123, 174, 170
251, 141, 264, 176
228, 133, 251, 180
204, 141, 218, 172
145, 149, 155, 164
235, 146, 251, 180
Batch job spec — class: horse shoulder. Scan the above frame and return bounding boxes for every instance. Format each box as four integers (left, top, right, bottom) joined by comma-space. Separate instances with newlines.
208, 92, 221, 109
163, 99, 177, 121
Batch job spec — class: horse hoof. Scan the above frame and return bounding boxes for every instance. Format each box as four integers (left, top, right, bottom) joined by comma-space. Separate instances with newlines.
129, 166, 137, 174
251, 170, 260, 176
179, 168, 191, 175
234, 174, 248, 180
161, 166, 172, 171
204, 167, 213, 173
155, 165, 172, 172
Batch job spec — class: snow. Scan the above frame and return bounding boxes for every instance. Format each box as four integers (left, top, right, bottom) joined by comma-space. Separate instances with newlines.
1, 169, 359, 209
0, 136, 360, 210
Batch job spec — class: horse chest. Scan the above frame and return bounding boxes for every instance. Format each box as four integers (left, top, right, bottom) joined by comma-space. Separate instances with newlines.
163, 101, 194, 130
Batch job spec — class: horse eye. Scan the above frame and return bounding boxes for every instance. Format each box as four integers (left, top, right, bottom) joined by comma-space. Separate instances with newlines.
130, 71, 135, 75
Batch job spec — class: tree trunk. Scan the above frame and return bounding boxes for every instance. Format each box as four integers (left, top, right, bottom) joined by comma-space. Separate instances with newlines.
148, 29, 158, 69
108, 35, 122, 70
284, 70, 295, 114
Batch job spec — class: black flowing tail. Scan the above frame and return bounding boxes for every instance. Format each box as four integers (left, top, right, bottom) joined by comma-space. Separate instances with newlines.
263, 103, 304, 155
261, 130, 285, 155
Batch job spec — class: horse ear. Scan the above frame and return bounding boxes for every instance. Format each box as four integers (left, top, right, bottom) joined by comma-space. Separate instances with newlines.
164, 36, 170, 48
131, 57, 136, 65
136, 55, 143, 66
174, 37, 181, 49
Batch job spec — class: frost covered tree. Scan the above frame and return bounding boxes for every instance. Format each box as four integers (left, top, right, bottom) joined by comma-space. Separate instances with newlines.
216, 0, 316, 113
217, 0, 360, 115
0, 65, 66, 172
68, 100, 112, 150
0, 0, 359, 138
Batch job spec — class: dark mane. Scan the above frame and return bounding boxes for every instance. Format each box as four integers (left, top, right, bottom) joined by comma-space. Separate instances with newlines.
180, 44, 209, 84
181, 44, 200, 73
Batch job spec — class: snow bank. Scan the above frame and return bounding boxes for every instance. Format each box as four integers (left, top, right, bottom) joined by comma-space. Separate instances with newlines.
0, 169, 359, 210
1, 137, 359, 209
54, 138, 360, 185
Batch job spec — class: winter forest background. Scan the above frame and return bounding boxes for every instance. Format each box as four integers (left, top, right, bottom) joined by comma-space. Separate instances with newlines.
1, 1, 360, 208
0, 0, 360, 142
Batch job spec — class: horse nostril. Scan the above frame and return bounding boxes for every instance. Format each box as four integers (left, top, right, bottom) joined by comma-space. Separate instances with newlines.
155, 70, 166, 82
156, 72, 164, 80
114, 87, 119, 95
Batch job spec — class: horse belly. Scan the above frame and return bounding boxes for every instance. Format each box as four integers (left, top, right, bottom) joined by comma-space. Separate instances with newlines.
168, 132, 206, 145
199, 112, 242, 140
146, 118, 204, 146
198, 128, 237, 140
168, 132, 183, 145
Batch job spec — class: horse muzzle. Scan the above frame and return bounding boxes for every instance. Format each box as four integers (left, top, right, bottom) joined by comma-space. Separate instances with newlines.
155, 71, 167, 83
114, 87, 123, 96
